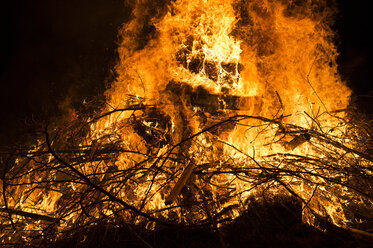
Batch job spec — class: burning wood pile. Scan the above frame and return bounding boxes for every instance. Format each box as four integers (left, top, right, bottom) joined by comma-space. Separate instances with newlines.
1, 0, 373, 246
1, 103, 372, 245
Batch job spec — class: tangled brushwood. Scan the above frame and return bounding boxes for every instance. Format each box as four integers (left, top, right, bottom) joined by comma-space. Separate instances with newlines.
2, 0, 373, 246
0, 98, 372, 246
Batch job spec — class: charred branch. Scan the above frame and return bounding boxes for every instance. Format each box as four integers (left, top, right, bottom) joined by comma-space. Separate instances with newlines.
0, 208, 59, 223
44, 125, 173, 227
1, 103, 372, 245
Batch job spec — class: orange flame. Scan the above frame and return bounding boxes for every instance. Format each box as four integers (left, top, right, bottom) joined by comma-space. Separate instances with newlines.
4, 0, 370, 244
99, 0, 352, 225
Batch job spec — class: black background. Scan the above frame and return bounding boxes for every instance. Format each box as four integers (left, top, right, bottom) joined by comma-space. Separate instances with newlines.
0, 0, 130, 142
0, 0, 372, 143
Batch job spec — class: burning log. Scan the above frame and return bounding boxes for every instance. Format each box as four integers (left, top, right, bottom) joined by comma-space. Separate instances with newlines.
0, 208, 59, 223
284, 133, 311, 151
165, 161, 196, 205
165, 81, 265, 113
190, 87, 263, 112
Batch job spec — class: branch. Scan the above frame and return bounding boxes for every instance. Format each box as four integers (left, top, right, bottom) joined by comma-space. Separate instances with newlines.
165, 160, 196, 205
0, 208, 59, 223
1, 155, 16, 231
44, 125, 173, 227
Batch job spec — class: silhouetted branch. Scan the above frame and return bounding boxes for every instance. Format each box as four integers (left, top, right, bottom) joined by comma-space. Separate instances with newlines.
44, 124, 173, 227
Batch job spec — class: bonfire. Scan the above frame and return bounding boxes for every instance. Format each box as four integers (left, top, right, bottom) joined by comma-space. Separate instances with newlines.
1, 0, 372, 246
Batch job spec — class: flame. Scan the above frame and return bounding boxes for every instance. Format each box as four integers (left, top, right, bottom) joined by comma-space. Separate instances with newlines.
3, 0, 373, 244
102, 0, 352, 224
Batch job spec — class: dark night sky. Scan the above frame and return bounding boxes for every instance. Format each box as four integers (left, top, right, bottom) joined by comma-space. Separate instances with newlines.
335, 1, 372, 95
0, 0, 130, 143
0, 0, 372, 144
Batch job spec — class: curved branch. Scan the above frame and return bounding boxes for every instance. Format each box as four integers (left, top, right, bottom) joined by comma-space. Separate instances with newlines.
44, 125, 173, 227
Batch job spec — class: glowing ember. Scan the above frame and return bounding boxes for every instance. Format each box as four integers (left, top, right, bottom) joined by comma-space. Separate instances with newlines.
1, 0, 373, 245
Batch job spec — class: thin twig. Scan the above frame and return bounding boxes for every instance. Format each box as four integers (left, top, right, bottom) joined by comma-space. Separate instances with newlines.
44, 124, 173, 227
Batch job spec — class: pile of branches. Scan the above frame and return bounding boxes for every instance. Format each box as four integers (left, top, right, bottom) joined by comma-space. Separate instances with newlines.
0, 101, 372, 247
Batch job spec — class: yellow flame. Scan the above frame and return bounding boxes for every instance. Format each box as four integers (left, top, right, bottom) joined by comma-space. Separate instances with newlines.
2, 1, 362, 243
103, 0, 352, 226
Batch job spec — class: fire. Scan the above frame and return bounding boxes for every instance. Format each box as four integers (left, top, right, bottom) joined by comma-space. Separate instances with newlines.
2, 0, 372, 245
102, 0, 352, 224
